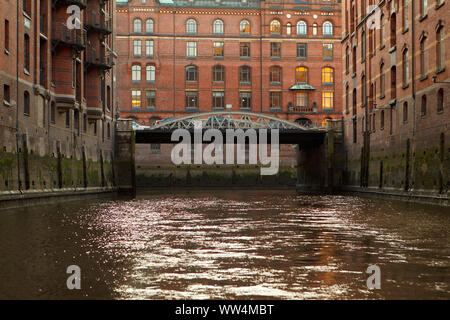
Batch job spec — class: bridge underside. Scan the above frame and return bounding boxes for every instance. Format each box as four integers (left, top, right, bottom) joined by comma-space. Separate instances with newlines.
135, 129, 326, 146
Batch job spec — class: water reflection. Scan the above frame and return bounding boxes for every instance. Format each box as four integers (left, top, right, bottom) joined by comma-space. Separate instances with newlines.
0, 190, 449, 299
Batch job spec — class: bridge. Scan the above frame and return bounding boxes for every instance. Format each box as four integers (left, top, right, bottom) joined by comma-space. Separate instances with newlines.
115, 112, 343, 194
134, 111, 327, 145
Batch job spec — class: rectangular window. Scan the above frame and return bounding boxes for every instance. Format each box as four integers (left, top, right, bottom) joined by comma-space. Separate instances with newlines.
146, 90, 155, 109
239, 92, 251, 109
322, 91, 334, 110
213, 42, 224, 57
240, 42, 250, 58
132, 90, 141, 109
65, 111, 70, 128
133, 40, 141, 57
270, 42, 281, 58
185, 91, 198, 109
186, 42, 197, 58
213, 91, 225, 109
24, 35, 30, 72
269, 92, 281, 109
297, 43, 307, 59
323, 43, 333, 60
5, 20, 9, 51
296, 93, 308, 107
150, 143, 160, 154
3, 84, 10, 104
145, 40, 153, 57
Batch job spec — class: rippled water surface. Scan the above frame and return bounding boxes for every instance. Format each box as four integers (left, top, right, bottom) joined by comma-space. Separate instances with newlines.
0, 190, 449, 299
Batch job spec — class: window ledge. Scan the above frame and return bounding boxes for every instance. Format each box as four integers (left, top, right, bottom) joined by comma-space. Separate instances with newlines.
389, 45, 396, 53
239, 82, 251, 86
402, 27, 409, 35
146, 107, 156, 111
323, 58, 333, 61
379, 44, 385, 51
212, 81, 224, 85
419, 14, 428, 22
3, 100, 11, 107
270, 108, 282, 112
436, 1, 445, 10
379, 94, 385, 100
351, 72, 356, 79
270, 82, 281, 86
4, 48, 9, 55
240, 57, 250, 60
131, 81, 141, 84
213, 56, 224, 60
24, 68, 30, 76
437, 110, 444, 115
419, 74, 428, 81
270, 57, 281, 60
402, 83, 409, 90
146, 55, 154, 59
146, 81, 155, 84
436, 67, 445, 75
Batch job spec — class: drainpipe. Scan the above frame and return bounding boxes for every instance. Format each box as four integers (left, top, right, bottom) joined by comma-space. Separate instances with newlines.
173, 8, 176, 115
15, 0, 22, 194
259, 5, 263, 113
411, 0, 416, 138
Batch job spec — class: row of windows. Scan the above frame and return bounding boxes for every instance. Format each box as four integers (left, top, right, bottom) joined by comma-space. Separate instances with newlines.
130, 65, 335, 85
131, 90, 335, 110
132, 40, 333, 60
132, 18, 334, 36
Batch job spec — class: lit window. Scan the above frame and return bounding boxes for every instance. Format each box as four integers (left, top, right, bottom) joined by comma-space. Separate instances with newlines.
270, 20, 281, 34
322, 67, 334, 84
322, 91, 334, 109
240, 20, 250, 34
132, 90, 141, 108
295, 66, 308, 83
213, 42, 224, 57
323, 43, 333, 59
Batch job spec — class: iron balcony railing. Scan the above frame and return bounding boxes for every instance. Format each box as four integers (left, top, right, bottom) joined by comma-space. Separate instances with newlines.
85, 12, 112, 34
288, 105, 317, 113
85, 48, 113, 69
52, 20, 86, 49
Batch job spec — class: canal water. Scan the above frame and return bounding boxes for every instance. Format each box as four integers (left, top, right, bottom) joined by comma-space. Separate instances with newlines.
0, 190, 448, 299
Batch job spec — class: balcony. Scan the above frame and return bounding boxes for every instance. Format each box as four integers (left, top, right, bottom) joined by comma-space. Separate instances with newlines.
85, 12, 112, 34
289, 106, 317, 113
52, 20, 86, 49
53, 0, 87, 9
85, 48, 113, 69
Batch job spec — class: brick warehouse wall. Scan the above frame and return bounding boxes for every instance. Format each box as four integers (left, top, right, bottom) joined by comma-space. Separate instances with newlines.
341, 0, 449, 201
116, 0, 343, 125
0, 0, 117, 200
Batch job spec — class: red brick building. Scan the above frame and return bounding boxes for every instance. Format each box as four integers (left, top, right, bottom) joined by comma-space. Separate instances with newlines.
341, 0, 449, 194
116, 0, 343, 128
0, 0, 117, 192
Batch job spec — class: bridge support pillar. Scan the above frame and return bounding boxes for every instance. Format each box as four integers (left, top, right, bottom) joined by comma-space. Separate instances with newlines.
115, 120, 136, 195
297, 130, 336, 193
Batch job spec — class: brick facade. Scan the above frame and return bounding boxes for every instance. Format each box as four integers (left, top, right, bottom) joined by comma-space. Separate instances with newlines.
341, 0, 449, 194
0, 0, 117, 192
116, 0, 343, 127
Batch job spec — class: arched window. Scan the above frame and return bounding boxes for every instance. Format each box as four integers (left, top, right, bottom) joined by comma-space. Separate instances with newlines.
437, 89, 444, 113
185, 65, 198, 81
270, 20, 281, 34
286, 22, 291, 35
213, 19, 224, 34
146, 65, 155, 82
295, 66, 308, 83
322, 67, 334, 84
145, 19, 154, 33
24, 91, 30, 115
402, 48, 409, 86
212, 65, 225, 82
133, 19, 142, 33
421, 95, 427, 117
345, 46, 350, 73
322, 118, 331, 128
270, 66, 281, 83
132, 65, 141, 82
239, 66, 251, 83
323, 21, 333, 35
437, 27, 445, 70
186, 19, 197, 34
297, 21, 307, 35
240, 20, 250, 34
312, 23, 318, 35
